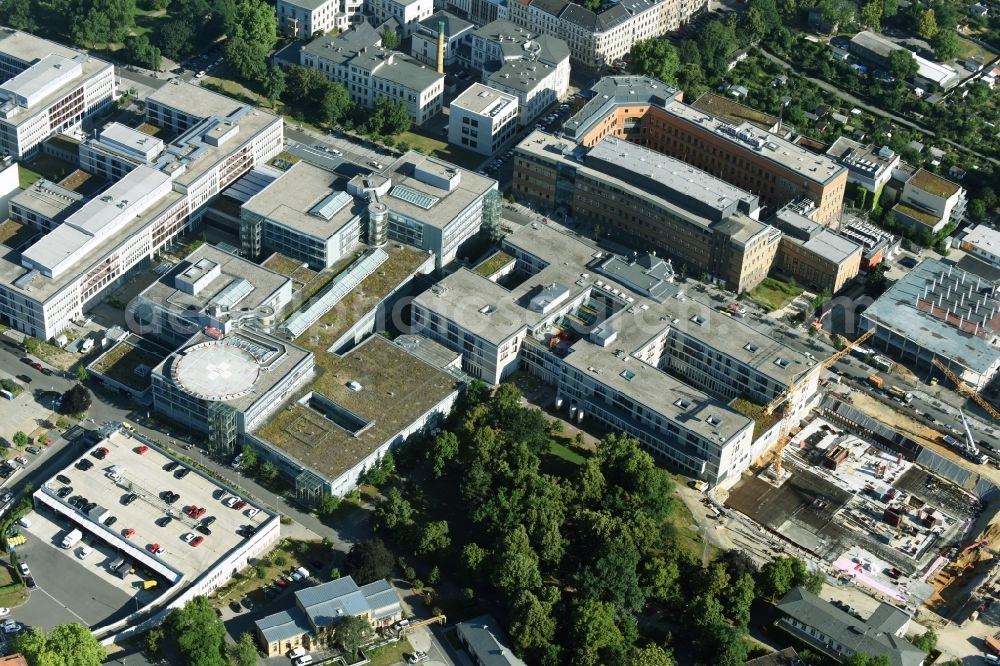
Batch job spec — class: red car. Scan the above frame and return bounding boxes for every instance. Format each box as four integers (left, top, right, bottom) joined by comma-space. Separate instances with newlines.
135, 446, 148, 455
233, 500, 247, 510
195, 507, 206, 518
191, 536, 204, 547
92, 447, 109, 459
147, 543, 162, 554
123, 528, 135, 538
274, 577, 288, 588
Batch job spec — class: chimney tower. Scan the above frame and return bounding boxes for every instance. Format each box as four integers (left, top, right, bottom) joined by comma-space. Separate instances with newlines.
436, 20, 446, 74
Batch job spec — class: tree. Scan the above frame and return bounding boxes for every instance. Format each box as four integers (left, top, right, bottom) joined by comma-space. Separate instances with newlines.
66, 0, 137, 47
318, 83, 352, 125
803, 568, 826, 595
362, 450, 395, 486
428, 430, 459, 477
630, 40, 680, 84
917, 8, 938, 39
169, 596, 227, 666
158, 20, 197, 60
334, 615, 372, 656
860, 0, 883, 30
124, 34, 161, 71
224, 0, 277, 82
15, 623, 106, 666
888, 49, 918, 81
257, 460, 278, 483
317, 494, 341, 516
0, 0, 37, 31
380, 27, 400, 50
344, 539, 394, 584
493, 524, 542, 595
261, 64, 286, 107
508, 590, 556, 654
146, 625, 165, 655
240, 444, 258, 470
416, 520, 451, 555
724, 573, 756, 629
706, 623, 750, 666
75, 365, 89, 382
367, 97, 411, 136
372, 488, 414, 534
932, 29, 960, 60
461, 542, 488, 575
60, 384, 91, 415
912, 628, 938, 654
844, 655, 891, 666
231, 633, 260, 666
633, 644, 674, 666
23, 337, 41, 355
12, 432, 29, 448
570, 600, 625, 666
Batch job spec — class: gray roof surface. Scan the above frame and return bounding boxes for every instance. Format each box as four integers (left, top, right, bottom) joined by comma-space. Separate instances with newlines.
489, 58, 559, 94
146, 79, 244, 120
416, 10, 473, 36
451, 83, 518, 114
798, 229, 863, 265
277, 0, 335, 12
563, 76, 680, 140
863, 258, 1000, 373
137, 243, 291, 314
850, 30, 902, 59
456, 615, 528, 666
381, 151, 495, 228
777, 588, 924, 666
242, 161, 362, 240
255, 607, 312, 643
10, 179, 85, 222
0, 28, 78, 62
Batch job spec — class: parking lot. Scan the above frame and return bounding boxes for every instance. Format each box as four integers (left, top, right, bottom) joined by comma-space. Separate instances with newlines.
38, 430, 268, 581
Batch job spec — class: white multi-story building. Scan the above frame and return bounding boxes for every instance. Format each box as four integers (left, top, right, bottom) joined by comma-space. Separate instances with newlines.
826, 137, 900, 194
0, 81, 284, 340
346, 150, 499, 268
367, 0, 433, 35
891, 168, 967, 235
961, 225, 1000, 268
508, 0, 705, 69
448, 84, 518, 155
300, 23, 444, 124
467, 20, 569, 125
276, 0, 363, 37
411, 222, 820, 488
241, 161, 363, 269
0, 30, 115, 158
79, 122, 165, 180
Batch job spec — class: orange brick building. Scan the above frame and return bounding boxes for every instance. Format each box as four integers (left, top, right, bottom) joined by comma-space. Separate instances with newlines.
562, 77, 847, 224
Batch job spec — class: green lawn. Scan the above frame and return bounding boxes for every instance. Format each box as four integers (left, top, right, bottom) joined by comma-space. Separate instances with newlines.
669, 486, 717, 563
749, 277, 803, 312
549, 439, 586, 465
396, 131, 482, 169
18, 165, 43, 189
365, 638, 414, 666
23, 154, 76, 183
955, 35, 985, 62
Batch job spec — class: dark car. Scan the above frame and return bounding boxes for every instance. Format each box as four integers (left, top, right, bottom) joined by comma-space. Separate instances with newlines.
212, 489, 225, 500
20, 358, 31, 366
175, 468, 190, 479
26, 447, 40, 455
123, 493, 138, 505
163, 461, 179, 472
16, 375, 31, 384
75, 459, 93, 471
105, 516, 117, 527
57, 487, 72, 498
40, 368, 52, 376
30, 362, 42, 372
157, 516, 173, 527
197, 524, 212, 536
24, 576, 35, 589
242, 596, 254, 610
900, 256, 918, 269
229, 601, 242, 613
83, 502, 97, 512
202, 516, 216, 526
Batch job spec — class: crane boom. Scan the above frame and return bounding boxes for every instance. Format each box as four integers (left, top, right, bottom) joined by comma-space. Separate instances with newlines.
930, 358, 1000, 423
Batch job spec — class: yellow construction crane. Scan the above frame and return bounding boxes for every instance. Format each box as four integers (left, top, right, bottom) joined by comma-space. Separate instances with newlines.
762, 327, 876, 474
764, 328, 876, 416
930, 358, 1000, 422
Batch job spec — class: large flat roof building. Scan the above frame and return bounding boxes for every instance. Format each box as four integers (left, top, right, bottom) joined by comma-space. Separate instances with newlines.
562, 76, 848, 224
0, 81, 284, 340
0, 30, 115, 158
771, 200, 862, 293
862, 258, 1000, 391
513, 130, 780, 292
130, 244, 294, 347
412, 222, 821, 488
448, 83, 519, 155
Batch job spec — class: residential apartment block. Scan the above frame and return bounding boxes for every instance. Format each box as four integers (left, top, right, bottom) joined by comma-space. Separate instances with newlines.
300, 23, 444, 124
562, 77, 848, 225
513, 130, 781, 292
771, 201, 862, 294
0, 81, 284, 340
368, 0, 433, 35
466, 20, 569, 125
826, 137, 900, 195
410, 11, 473, 68
0, 30, 115, 158
508, 0, 706, 69
891, 168, 966, 235
276, 0, 363, 37
448, 83, 518, 154
411, 222, 820, 488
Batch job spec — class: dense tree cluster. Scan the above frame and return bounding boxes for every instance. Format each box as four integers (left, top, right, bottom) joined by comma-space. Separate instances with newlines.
224, 0, 277, 83
52, 0, 137, 47
169, 596, 227, 666
15, 623, 105, 666
373, 382, 822, 665
60, 384, 91, 416
156, 0, 235, 61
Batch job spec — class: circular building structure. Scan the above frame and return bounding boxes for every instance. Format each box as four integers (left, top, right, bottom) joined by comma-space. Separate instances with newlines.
171, 340, 262, 402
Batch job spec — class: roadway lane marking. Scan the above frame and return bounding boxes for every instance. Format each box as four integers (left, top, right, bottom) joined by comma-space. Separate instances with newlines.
32, 586, 88, 625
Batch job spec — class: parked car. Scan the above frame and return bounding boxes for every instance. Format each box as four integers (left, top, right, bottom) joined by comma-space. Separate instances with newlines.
56, 474, 71, 484
77, 546, 92, 560
26, 447, 39, 455
75, 459, 93, 471
105, 516, 117, 527
92, 447, 108, 459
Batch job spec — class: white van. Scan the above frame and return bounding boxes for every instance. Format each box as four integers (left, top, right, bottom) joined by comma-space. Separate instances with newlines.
288, 647, 306, 658
16, 517, 30, 528
293, 656, 313, 666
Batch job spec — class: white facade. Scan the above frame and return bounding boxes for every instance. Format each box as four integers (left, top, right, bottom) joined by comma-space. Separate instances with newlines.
300, 24, 444, 124
0, 156, 19, 219
368, 0, 433, 35
448, 84, 518, 155
961, 225, 1000, 267
0, 84, 284, 340
277, 0, 359, 36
